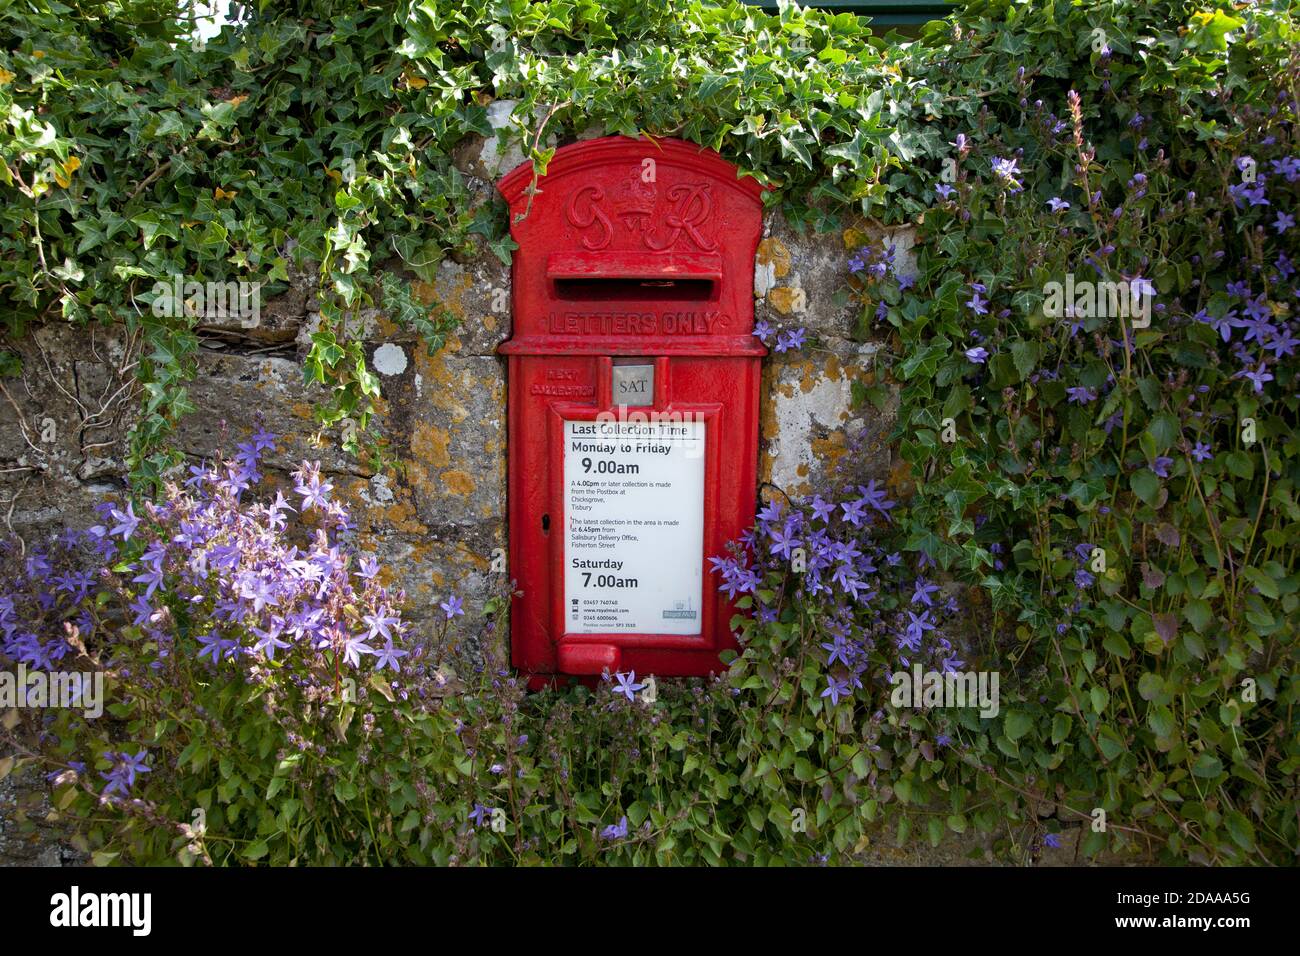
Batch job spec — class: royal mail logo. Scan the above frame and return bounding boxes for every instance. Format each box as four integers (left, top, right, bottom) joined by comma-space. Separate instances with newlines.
662, 599, 697, 620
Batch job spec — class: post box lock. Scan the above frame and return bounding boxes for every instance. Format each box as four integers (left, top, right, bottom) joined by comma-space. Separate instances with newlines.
498, 136, 767, 685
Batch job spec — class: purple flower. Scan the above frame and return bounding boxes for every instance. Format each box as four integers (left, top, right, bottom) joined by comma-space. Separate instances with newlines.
1274, 211, 1295, 234
293, 463, 333, 511
1271, 156, 1300, 182
253, 625, 291, 660
900, 610, 935, 651
196, 631, 230, 664
768, 524, 800, 560
611, 670, 645, 702
1129, 276, 1156, 300
965, 346, 989, 364
1047, 197, 1070, 212
131, 562, 166, 599
440, 595, 465, 619
128, 594, 155, 628
185, 462, 213, 489
250, 426, 277, 451
856, 479, 896, 517
911, 576, 939, 607
363, 609, 400, 642
810, 495, 836, 524
1194, 308, 1237, 343
374, 639, 408, 673
109, 502, 141, 541
99, 750, 151, 798
1190, 442, 1212, 462
1065, 386, 1097, 404
775, 328, 807, 353
238, 572, 279, 614
821, 675, 850, 707
601, 816, 629, 841
821, 634, 852, 667
990, 156, 1022, 192
1266, 327, 1300, 359
840, 498, 867, 527
341, 634, 376, 667
1235, 362, 1274, 394
1229, 181, 1269, 208
1151, 456, 1174, 479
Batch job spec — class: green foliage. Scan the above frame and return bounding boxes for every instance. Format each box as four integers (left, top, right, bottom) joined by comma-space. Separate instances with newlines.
870, 0, 1300, 864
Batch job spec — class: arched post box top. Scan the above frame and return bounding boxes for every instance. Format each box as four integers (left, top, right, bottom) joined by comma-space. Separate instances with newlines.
498, 135, 767, 357
497, 135, 766, 208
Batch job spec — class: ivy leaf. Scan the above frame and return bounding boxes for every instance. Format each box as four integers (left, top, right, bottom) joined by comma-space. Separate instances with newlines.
899, 338, 950, 380
1188, 10, 1244, 51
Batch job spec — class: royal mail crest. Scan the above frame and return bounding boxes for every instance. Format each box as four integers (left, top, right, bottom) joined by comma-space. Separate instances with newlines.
564, 167, 717, 252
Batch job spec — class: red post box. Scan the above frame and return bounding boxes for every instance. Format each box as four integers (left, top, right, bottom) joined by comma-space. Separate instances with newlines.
498, 135, 765, 684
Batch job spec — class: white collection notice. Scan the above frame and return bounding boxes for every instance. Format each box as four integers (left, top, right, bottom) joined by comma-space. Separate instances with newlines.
563, 418, 705, 635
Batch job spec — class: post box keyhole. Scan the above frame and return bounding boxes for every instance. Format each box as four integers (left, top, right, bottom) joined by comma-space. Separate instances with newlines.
541, 513, 550, 534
